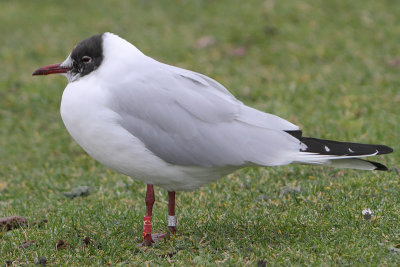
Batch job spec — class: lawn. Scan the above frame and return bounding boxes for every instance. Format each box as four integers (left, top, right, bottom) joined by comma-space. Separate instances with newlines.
0, 0, 399, 265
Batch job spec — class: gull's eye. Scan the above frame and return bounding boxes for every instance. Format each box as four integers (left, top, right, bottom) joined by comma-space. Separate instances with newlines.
82, 56, 92, 63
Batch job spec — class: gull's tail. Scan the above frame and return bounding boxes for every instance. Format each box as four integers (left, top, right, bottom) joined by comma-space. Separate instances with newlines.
286, 131, 393, 171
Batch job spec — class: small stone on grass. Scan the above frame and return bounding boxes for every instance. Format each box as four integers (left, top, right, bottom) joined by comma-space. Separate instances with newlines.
35, 256, 46, 266
389, 246, 400, 254
362, 209, 373, 220
62, 186, 90, 199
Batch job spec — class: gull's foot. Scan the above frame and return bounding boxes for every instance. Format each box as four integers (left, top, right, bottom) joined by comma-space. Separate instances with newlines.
140, 232, 169, 247
168, 226, 177, 235
152, 232, 169, 242
141, 233, 154, 247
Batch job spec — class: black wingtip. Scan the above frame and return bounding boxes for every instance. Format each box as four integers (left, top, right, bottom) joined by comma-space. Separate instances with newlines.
366, 160, 389, 171
376, 145, 394, 155
285, 131, 394, 156
285, 130, 302, 139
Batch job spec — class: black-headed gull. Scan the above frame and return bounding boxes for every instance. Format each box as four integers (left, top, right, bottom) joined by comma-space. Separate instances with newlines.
33, 33, 393, 246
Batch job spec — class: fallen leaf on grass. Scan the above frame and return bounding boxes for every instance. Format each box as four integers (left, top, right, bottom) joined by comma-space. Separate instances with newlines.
56, 240, 72, 250
83, 236, 92, 247
158, 251, 177, 258
83, 236, 101, 249
36, 218, 48, 228
62, 186, 90, 199
0, 216, 29, 231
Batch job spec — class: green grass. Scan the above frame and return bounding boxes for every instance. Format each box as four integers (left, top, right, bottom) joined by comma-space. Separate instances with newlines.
0, 0, 399, 265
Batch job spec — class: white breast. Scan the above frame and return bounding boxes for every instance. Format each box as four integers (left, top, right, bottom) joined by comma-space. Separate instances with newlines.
59, 77, 226, 190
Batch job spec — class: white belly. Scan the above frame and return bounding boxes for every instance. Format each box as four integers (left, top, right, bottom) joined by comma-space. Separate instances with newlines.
59, 79, 229, 190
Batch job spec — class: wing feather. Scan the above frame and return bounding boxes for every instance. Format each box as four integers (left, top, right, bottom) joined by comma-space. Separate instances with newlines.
108, 59, 300, 167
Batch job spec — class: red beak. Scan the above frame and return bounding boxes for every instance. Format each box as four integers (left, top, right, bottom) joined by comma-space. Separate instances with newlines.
32, 63, 71, 76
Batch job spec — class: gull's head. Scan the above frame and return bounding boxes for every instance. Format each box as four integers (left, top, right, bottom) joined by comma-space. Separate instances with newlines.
32, 33, 141, 83
33, 34, 104, 82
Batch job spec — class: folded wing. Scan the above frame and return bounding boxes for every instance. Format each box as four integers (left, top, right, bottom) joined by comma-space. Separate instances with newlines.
109, 60, 301, 167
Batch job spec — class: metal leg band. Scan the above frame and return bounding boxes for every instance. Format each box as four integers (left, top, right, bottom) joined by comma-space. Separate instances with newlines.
167, 215, 177, 227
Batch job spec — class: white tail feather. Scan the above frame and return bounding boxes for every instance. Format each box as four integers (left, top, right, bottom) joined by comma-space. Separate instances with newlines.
294, 151, 378, 164
325, 159, 377, 170
293, 152, 383, 170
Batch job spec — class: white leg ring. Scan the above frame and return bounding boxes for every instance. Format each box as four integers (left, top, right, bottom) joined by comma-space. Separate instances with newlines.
168, 215, 177, 227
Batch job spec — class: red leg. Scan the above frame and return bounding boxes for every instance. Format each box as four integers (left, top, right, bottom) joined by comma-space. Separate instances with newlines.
168, 191, 177, 234
142, 184, 155, 246
140, 186, 176, 247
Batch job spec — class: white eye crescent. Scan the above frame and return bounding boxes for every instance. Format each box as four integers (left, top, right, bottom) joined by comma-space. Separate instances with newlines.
82, 56, 92, 63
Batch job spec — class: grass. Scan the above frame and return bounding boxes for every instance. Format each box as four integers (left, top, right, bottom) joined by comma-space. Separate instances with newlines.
0, 0, 399, 265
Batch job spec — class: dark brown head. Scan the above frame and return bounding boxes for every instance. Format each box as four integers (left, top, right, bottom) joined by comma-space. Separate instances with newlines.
33, 34, 104, 82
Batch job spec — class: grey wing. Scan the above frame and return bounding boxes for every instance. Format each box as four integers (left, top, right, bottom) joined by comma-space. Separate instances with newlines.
110, 62, 301, 167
